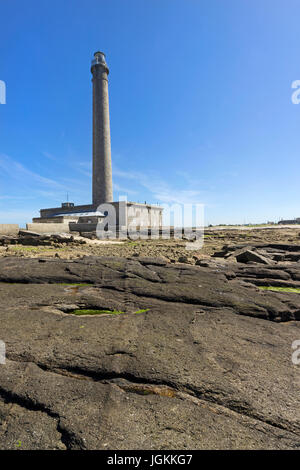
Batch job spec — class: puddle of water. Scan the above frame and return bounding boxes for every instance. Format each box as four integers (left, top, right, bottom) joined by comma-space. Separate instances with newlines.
69, 309, 125, 316
68, 308, 151, 316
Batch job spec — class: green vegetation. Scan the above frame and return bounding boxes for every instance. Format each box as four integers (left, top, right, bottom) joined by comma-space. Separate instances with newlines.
69, 307, 150, 316
70, 309, 125, 316
9, 246, 49, 252
259, 286, 300, 293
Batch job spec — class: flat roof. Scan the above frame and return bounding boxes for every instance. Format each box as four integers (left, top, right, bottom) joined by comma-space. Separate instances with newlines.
53, 211, 105, 217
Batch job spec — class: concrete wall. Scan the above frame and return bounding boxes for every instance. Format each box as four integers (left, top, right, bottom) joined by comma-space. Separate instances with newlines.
33, 216, 78, 224
26, 223, 70, 234
0, 224, 19, 236
126, 203, 163, 229
77, 216, 104, 224
94, 202, 163, 229
69, 223, 97, 232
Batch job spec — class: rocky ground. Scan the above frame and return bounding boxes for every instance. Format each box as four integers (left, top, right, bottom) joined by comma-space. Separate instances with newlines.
0, 227, 300, 449
1, 226, 300, 263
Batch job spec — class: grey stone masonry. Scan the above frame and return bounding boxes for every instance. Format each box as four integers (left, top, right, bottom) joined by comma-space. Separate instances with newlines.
91, 51, 113, 206
37, 51, 164, 235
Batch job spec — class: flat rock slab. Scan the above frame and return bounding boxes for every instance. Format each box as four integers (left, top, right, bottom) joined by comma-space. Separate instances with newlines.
235, 249, 273, 265
0, 256, 300, 449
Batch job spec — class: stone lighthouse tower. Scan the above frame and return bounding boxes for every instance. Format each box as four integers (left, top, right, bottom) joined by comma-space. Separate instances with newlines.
91, 51, 113, 207
37, 51, 163, 233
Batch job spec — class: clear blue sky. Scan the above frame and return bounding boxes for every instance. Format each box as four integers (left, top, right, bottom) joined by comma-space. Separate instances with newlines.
0, 0, 300, 226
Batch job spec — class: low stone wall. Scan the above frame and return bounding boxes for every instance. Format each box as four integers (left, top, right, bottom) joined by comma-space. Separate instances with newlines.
26, 223, 70, 234
0, 224, 19, 236
69, 222, 97, 232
